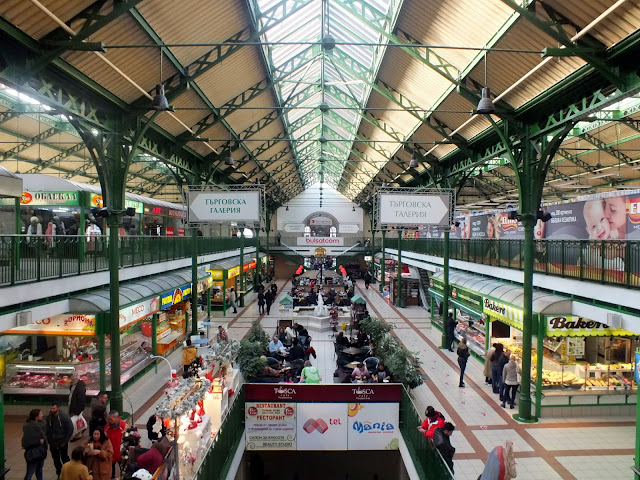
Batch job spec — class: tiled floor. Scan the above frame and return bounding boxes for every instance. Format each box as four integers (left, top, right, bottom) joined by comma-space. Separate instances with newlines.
5, 277, 638, 480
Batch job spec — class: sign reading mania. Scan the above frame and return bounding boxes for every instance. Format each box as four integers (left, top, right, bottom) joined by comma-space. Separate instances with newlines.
188, 191, 260, 223
379, 193, 450, 226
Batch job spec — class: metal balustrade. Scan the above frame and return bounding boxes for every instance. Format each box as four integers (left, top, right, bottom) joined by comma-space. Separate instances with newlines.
0, 235, 255, 286
403, 238, 640, 288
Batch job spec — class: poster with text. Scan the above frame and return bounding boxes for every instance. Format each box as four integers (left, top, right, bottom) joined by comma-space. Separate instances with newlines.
499, 213, 524, 239
296, 403, 347, 451
625, 194, 640, 239
546, 201, 587, 239
245, 402, 297, 450
469, 214, 489, 239
347, 403, 400, 450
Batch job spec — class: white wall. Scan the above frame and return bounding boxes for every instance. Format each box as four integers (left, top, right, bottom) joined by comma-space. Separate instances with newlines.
275, 184, 364, 232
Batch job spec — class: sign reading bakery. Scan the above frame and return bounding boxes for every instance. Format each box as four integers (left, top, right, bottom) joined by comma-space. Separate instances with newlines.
545, 315, 637, 337
3, 314, 97, 336
483, 298, 523, 330
119, 297, 160, 329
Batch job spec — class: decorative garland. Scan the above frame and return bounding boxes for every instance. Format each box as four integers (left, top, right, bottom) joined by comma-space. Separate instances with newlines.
155, 376, 212, 419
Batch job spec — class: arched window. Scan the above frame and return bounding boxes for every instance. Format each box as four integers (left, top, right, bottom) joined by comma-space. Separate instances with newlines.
304, 226, 311, 237
330, 226, 337, 237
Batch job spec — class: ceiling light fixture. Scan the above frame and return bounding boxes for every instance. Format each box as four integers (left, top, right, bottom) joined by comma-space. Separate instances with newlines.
151, 49, 172, 111
408, 147, 419, 169
476, 52, 495, 114
286, 205, 289, 211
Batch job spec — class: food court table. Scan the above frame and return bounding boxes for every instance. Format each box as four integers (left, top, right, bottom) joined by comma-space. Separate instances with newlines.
340, 347, 363, 356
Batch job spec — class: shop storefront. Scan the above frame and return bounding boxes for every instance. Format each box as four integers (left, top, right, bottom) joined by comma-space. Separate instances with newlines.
373, 253, 396, 285
374, 253, 419, 307
207, 254, 265, 311
88, 193, 144, 235
533, 314, 639, 417
141, 204, 187, 236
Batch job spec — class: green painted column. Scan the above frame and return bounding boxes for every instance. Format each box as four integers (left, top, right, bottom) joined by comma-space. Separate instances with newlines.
535, 316, 545, 418
254, 231, 260, 291
14, 198, 20, 272
206, 289, 211, 319
98, 314, 106, 392
191, 227, 198, 335
441, 229, 450, 349
222, 270, 228, 317
107, 214, 123, 414
396, 230, 403, 308
369, 231, 375, 280
380, 231, 386, 293
239, 231, 245, 307
151, 313, 158, 356
515, 213, 536, 423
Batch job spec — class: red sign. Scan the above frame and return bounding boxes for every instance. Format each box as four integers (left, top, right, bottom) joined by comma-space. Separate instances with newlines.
151, 207, 162, 214
166, 227, 174, 237
245, 384, 402, 403
178, 228, 185, 237
243, 260, 257, 272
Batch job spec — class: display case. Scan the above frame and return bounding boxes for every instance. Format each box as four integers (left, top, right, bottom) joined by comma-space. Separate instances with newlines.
454, 315, 486, 356
5, 343, 151, 396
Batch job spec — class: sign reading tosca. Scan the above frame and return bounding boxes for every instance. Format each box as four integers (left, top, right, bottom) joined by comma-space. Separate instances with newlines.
188, 191, 260, 223
379, 193, 450, 226
545, 316, 637, 337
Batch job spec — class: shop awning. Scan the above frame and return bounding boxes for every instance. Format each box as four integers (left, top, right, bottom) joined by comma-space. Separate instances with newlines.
0, 166, 23, 198
69, 267, 211, 313
209, 253, 265, 271
429, 289, 444, 301
279, 294, 294, 305
351, 294, 366, 304
450, 298, 483, 318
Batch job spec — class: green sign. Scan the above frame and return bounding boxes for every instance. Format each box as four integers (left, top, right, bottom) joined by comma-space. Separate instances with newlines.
21, 191, 80, 206
451, 286, 483, 310
429, 277, 443, 292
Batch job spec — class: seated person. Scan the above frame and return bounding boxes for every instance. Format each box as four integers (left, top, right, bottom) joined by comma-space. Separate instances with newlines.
216, 326, 228, 343
335, 331, 350, 347
277, 327, 288, 345
307, 292, 317, 305
134, 441, 165, 474
351, 362, 370, 382
268, 335, 286, 356
260, 356, 281, 376
296, 324, 309, 346
288, 338, 305, 362
285, 325, 297, 344
372, 361, 391, 383
356, 331, 369, 348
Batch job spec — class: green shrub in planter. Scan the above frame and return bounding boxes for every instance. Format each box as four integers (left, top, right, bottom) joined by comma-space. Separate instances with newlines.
359, 316, 391, 345
237, 340, 267, 379
247, 319, 270, 348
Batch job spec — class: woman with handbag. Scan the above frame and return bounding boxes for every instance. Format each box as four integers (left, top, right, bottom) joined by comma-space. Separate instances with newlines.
22, 408, 47, 480
84, 429, 114, 480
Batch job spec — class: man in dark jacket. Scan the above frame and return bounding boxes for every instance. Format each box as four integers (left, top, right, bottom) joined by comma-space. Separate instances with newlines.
89, 391, 108, 434
45, 402, 74, 477
433, 422, 456, 474
446, 312, 456, 352
68, 373, 86, 440
265, 289, 274, 315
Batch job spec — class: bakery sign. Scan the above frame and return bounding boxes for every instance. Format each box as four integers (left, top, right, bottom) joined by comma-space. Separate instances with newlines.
483, 298, 523, 330
119, 297, 160, 328
545, 316, 637, 337
160, 284, 192, 310
3, 314, 97, 336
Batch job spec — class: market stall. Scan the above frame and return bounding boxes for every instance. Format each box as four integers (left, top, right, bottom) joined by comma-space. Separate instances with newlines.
375, 253, 419, 306
207, 253, 265, 309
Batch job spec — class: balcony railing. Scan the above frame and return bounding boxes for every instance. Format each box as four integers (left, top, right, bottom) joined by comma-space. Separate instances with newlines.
400, 387, 455, 479
402, 238, 640, 288
0, 235, 256, 287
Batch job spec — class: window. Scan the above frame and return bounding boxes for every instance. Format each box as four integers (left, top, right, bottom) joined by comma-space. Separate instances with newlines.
330, 227, 337, 237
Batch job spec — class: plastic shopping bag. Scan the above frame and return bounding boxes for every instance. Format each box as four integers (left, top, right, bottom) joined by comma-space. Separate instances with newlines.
71, 413, 87, 435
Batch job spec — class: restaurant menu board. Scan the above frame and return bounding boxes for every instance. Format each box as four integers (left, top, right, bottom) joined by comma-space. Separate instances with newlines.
245, 403, 296, 450
347, 403, 399, 450
296, 403, 348, 451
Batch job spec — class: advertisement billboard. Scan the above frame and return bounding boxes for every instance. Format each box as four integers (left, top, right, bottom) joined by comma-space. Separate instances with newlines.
347, 403, 400, 450
379, 194, 451, 226
188, 191, 260, 223
296, 403, 348, 451
245, 402, 297, 450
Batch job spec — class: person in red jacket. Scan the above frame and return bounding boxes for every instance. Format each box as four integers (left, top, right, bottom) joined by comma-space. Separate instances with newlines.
417, 405, 446, 439
104, 411, 126, 479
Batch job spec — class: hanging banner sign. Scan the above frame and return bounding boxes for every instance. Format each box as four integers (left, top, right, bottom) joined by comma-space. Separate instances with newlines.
188, 191, 260, 223
168, 208, 187, 219
197, 276, 213, 293
297, 403, 348, 451
3, 314, 96, 336
284, 224, 305, 233
379, 193, 450, 226
296, 237, 344, 246
119, 297, 160, 329
208, 270, 223, 280
245, 402, 297, 450
545, 316, 637, 337
483, 298, 523, 330
635, 352, 640, 384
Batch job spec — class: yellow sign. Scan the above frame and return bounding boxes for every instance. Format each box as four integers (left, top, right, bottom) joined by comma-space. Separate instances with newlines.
208, 270, 223, 280
315, 247, 327, 257
228, 266, 241, 278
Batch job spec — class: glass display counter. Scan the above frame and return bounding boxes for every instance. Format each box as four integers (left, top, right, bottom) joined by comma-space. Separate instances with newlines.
5, 342, 151, 396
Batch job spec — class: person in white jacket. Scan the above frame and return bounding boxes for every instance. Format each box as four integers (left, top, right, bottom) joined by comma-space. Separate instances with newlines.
501, 355, 520, 409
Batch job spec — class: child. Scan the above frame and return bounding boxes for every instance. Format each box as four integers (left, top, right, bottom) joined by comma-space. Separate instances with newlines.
583, 199, 611, 240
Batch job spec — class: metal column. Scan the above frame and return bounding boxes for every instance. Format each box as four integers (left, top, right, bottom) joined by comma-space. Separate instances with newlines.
396, 230, 403, 308
191, 227, 198, 335
380, 231, 386, 293
441, 229, 450, 349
